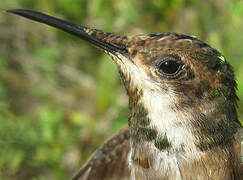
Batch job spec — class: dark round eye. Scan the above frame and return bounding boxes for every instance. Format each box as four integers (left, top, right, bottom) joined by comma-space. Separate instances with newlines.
157, 60, 182, 76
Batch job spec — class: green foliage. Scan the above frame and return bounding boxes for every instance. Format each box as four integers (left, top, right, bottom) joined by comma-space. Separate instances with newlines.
96, 54, 118, 111
0, 0, 243, 179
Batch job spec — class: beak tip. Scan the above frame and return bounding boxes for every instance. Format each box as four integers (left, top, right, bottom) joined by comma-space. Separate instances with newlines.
6, 9, 34, 17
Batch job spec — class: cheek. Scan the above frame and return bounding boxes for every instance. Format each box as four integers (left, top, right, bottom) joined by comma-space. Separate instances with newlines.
168, 80, 208, 106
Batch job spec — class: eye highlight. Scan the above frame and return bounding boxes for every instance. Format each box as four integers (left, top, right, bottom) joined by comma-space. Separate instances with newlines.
156, 56, 183, 76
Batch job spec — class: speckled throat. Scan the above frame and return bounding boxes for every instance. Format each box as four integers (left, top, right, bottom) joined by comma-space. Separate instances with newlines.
119, 63, 241, 179
120, 63, 240, 147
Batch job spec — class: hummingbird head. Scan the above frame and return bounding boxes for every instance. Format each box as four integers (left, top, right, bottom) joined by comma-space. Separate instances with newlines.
113, 33, 241, 151
8, 9, 241, 151
116, 33, 238, 107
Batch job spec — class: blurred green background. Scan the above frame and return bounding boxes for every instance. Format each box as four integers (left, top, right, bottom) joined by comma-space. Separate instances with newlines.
0, 0, 243, 179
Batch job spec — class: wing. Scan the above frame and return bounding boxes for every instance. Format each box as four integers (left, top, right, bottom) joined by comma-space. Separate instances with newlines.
72, 126, 131, 180
231, 127, 243, 178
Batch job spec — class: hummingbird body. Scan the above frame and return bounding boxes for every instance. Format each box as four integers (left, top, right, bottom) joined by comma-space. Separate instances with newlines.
7, 9, 243, 180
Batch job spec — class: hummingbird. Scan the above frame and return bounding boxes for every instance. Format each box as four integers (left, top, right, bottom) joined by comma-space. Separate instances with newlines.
7, 9, 243, 180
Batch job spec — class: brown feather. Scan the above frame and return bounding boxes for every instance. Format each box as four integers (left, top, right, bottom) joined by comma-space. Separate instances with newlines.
72, 126, 131, 180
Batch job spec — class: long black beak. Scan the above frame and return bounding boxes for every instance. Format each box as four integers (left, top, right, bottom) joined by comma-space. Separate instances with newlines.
7, 9, 127, 55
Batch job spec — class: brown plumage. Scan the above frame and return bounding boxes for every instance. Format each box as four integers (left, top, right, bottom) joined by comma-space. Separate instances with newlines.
72, 126, 130, 180
7, 9, 243, 180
